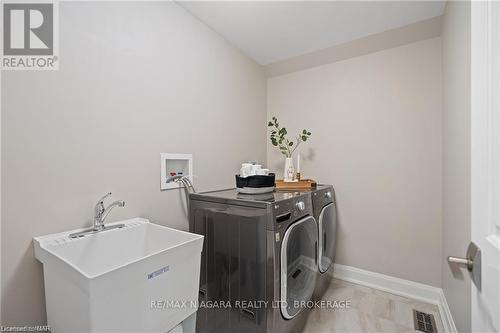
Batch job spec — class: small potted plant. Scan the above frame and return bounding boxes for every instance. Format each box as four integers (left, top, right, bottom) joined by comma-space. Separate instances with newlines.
268, 116, 311, 181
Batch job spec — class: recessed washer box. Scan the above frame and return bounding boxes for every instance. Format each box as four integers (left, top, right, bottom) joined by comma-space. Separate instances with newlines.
160, 153, 193, 190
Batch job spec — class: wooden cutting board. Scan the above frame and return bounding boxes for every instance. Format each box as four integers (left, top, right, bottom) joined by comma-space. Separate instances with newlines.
275, 179, 317, 190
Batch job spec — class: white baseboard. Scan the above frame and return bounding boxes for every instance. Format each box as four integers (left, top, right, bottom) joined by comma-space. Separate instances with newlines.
331, 263, 457, 333
437, 288, 458, 333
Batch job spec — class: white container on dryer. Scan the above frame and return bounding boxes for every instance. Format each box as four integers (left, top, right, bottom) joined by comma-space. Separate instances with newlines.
33, 217, 204, 333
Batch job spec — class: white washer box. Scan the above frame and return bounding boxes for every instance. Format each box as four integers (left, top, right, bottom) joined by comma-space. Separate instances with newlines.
160, 153, 193, 190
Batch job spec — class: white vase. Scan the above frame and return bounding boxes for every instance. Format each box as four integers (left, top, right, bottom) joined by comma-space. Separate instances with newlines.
284, 157, 295, 182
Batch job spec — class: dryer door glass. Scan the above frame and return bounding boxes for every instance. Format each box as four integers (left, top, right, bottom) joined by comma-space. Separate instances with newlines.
318, 202, 337, 273
280, 216, 318, 319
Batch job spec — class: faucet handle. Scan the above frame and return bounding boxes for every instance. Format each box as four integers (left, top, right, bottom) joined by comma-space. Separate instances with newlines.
95, 192, 112, 218
97, 192, 112, 204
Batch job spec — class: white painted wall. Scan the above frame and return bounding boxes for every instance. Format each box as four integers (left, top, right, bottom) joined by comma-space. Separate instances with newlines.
0, 2, 266, 325
0, 60, 2, 327
267, 38, 443, 287
441, 2, 471, 332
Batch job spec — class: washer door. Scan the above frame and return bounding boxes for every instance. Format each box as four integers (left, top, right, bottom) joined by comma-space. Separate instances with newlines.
318, 202, 337, 273
280, 216, 318, 319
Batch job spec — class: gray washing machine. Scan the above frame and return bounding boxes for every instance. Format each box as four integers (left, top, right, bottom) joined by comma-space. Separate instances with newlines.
189, 189, 318, 333
311, 185, 337, 300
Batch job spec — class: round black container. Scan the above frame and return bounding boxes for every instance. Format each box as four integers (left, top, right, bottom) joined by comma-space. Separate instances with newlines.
235, 173, 275, 194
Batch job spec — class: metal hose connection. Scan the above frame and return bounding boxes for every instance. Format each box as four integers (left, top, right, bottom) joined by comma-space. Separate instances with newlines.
166, 175, 196, 215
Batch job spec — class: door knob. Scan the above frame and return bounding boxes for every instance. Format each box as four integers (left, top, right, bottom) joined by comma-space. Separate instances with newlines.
447, 242, 481, 290
447, 256, 473, 271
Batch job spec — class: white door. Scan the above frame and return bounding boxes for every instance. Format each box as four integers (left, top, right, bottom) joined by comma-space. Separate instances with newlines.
471, 1, 500, 331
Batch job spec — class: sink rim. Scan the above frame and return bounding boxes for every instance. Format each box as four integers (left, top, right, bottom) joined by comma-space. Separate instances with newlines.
33, 217, 204, 279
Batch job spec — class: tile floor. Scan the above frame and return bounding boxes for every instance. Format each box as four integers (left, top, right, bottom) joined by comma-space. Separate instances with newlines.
303, 279, 445, 333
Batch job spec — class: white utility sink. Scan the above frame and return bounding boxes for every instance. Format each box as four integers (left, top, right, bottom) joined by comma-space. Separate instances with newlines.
34, 217, 204, 333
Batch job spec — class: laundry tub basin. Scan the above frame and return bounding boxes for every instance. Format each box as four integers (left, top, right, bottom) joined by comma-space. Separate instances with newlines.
33, 217, 204, 333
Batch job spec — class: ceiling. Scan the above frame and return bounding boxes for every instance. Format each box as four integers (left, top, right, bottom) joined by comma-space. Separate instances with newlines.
177, 1, 446, 65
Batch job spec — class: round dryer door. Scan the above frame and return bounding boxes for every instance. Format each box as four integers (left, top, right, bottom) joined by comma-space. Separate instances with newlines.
318, 202, 337, 273
280, 216, 318, 319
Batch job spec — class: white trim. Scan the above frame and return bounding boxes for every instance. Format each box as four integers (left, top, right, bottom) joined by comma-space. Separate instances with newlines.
332, 264, 457, 333
332, 264, 441, 304
438, 288, 459, 333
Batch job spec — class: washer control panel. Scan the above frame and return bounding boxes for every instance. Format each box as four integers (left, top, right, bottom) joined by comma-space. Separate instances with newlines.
273, 196, 312, 225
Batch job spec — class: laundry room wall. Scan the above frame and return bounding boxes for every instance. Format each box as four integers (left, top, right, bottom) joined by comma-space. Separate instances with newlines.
267, 37, 443, 287
441, 1, 471, 331
1, 2, 266, 326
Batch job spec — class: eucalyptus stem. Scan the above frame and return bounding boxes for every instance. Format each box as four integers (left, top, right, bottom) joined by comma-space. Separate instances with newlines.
268, 117, 311, 158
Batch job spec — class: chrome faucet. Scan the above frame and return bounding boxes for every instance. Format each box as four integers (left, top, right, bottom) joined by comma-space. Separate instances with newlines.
70, 192, 126, 238
93, 192, 126, 231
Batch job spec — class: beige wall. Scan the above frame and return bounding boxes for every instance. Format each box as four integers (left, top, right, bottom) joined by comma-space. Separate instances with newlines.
441, 2, 471, 332
264, 16, 442, 78
267, 38, 443, 287
1, 2, 266, 325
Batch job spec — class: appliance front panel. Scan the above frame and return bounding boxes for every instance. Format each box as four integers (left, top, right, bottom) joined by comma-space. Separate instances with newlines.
318, 202, 337, 273
280, 216, 318, 319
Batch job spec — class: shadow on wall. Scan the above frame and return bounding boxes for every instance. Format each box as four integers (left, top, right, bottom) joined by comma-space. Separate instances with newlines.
448, 261, 465, 280
177, 188, 189, 220
304, 148, 316, 164
3, 244, 48, 325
